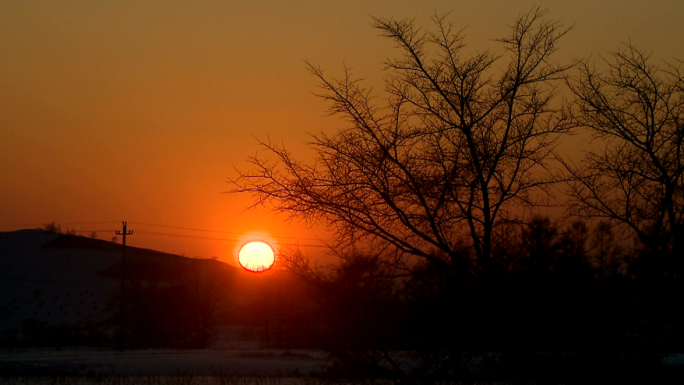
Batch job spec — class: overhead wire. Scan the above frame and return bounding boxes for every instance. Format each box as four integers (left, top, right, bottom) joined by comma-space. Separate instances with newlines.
133, 230, 328, 248
128, 221, 324, 241
0, 221, 120, 228
62, 221, 120, 225
1, 220, 330, 249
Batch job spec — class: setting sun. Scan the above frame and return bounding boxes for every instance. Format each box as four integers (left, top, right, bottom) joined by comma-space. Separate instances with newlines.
238, 241, 276, 272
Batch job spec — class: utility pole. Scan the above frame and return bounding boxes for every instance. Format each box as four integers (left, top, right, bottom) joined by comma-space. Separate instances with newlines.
116, 221, 133, 351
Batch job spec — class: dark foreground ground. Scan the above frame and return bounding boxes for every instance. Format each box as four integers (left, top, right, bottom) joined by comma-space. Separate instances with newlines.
0, 349, 324, 377
2, 349, 684, 384
0, 378, 334, 385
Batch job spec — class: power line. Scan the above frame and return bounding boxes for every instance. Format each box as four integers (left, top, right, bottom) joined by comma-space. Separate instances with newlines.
0, 220, 329, 248
0, 221, 120, 227
134, 230, 328, 248
63, 221, 120, 225
128, 221, 323, 241
0, 228, 118, 234
2, 221, 326, 243
115, 221, 132, 352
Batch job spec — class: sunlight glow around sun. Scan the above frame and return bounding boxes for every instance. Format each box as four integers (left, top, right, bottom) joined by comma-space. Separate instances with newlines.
238, 241, 276, 272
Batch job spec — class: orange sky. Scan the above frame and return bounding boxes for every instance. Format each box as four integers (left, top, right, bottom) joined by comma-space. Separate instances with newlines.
1, 0, 682, 264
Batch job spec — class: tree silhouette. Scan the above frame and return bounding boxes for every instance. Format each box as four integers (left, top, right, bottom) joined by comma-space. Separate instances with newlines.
182, 261, 227, 347
42, 222, 61, 234
564, 44, 684, 275
588, 221, 624, 279
232, 8, 572, 278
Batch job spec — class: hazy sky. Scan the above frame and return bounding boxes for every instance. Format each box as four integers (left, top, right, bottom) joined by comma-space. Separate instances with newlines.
1, 0, 682, 264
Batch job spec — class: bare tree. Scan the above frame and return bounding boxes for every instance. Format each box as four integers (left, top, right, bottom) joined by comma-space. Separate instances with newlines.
564, 44, 684, 266
232, 8, 571, 278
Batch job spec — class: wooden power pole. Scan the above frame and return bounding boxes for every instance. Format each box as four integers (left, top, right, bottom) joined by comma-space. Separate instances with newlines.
116, 221, 133, 351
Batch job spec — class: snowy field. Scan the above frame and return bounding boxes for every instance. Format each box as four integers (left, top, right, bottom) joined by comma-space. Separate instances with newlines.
0, 377, 344, 385
0, 349, 325, 377
2, 349, 684, 384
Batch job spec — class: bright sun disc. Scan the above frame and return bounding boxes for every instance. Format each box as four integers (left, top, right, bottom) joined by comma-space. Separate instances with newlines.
238, 241, 276, 272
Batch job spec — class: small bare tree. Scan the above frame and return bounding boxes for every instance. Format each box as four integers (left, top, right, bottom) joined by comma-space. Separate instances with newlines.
564, 44, 684, 266
43, 222, 61, 234
232, 8, 571, 278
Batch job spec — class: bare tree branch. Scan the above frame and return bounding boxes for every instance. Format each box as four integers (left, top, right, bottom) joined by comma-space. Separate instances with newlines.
230, 8, 572, 277
565, 43, 684, 262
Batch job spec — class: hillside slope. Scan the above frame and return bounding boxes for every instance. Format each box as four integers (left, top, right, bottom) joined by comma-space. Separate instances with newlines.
0, 229, 244, 347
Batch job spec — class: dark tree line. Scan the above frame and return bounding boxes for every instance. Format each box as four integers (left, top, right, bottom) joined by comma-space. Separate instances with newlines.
251, 217, 679, 382
113, 258, 230, 349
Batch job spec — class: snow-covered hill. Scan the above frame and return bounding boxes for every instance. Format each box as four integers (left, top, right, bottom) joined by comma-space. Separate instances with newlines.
0, 230, 121, 334
0, 230, 243, 345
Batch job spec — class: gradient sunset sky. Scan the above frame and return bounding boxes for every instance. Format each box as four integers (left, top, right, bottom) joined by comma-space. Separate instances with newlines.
1, 0, 682, 264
